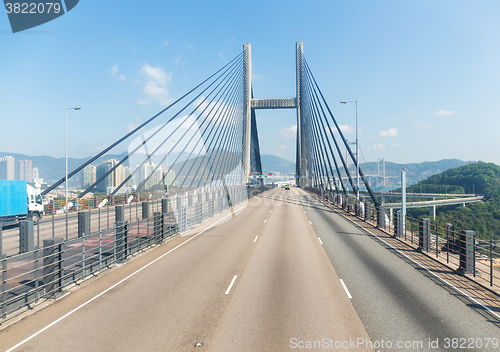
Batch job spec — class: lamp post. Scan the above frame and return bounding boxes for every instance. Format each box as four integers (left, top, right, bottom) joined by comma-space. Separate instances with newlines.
340, 99, 359, 200
166, 140, 176, 194
65, 107, 81, 212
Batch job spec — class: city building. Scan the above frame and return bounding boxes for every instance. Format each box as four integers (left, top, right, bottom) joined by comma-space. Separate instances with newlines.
81, 164, 97, 189
96, 159, 117, 192
0, 156, 15, 180
17, 159, 32, 181
32, 167, 43, 184
135, 162, 162, 190
161, 168, 176, 187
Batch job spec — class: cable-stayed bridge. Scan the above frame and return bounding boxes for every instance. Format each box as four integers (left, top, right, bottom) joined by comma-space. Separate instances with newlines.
1, 43, 500, 351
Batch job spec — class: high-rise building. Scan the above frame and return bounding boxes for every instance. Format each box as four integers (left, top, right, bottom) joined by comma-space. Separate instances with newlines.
0, 156, 15, 180
96, 159, 117, 192
161, 168, 176, 187
136, 162, 161, 190
17, 160, 32, 181
123, 166, 132, 187
32, 167, 39, 180
81, 164, 97, 189
32, 167, 43, 184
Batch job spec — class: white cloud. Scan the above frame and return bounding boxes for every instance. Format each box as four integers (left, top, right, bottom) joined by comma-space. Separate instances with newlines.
138, 64, 172, 106
379, 127, 398, 137
278, 125, 297, 140
110, 65, 127, 82
373, 144, 385, 150
434, 109, 455, 116
329, 124, 353, 135
163, 41, 169, 46
141, 63, 171, 85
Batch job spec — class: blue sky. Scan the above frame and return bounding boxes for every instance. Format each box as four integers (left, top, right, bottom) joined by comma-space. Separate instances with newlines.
1, 0, 499, 166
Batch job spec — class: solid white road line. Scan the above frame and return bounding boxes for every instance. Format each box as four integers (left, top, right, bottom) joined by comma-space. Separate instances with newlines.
254, 236, 258, 243
5, 196, 263, 352
225, 275, 238, 295
318, 237, 323, 245
264, 219, 267, 223
340, 279, 352, 299
309, 221, 312, 224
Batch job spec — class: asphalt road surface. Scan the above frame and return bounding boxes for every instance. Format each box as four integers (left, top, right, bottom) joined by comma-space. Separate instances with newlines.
1, 188, 370, 352
302, 192, 500, 351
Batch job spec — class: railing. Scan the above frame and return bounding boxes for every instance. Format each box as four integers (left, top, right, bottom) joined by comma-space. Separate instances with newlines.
1, 184, 270, 322
308, 188, 500, 292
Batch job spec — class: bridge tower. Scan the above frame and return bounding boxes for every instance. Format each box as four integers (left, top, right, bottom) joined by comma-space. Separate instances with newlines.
242, 42, 308, 186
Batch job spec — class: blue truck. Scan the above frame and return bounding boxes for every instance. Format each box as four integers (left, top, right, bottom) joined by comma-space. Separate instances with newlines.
0, 180, 44, 225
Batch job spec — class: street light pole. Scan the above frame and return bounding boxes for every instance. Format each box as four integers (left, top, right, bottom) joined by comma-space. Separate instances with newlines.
340, 99, 359, 200
65, 107, 81, 213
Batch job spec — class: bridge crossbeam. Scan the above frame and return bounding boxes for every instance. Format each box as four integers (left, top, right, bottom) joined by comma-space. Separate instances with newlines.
250, 98, 297, 109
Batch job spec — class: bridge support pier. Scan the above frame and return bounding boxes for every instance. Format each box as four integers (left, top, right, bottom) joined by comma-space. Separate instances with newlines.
429, 205, 436, 219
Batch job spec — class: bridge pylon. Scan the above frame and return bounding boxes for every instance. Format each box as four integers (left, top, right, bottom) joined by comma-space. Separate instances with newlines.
242, 42, 308, 186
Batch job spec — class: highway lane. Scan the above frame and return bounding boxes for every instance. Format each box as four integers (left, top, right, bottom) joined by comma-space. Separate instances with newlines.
1, 200, 174, 255
1, 188, 369, 352
302, 192, 500, 351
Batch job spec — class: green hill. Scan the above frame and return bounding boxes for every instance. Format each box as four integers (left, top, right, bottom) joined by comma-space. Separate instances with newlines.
405, 162, 500, 240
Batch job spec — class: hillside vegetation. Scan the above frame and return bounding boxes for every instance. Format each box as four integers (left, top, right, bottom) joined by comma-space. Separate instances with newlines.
405, 162, 500, 240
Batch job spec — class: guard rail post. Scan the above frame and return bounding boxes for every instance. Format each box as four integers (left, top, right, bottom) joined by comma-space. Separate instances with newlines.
1, 254, 7, 319
115, 221, 128, 262
78, 211, 90, 238
154, 212, 163, 243
43, 238, 63, 298
162, 198, 169, 214
377, 206, 386, 229
418, 218, 431, 252
115, 205, 125, 222
142, 202, 150, 220
457, 230, 475, 276
19, 220, 34, 254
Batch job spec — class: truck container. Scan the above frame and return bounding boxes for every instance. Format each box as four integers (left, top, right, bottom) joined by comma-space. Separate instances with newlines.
0, 180, 44, 225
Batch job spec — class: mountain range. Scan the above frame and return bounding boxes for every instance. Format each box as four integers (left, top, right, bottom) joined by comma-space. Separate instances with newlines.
0, 151, 477, 189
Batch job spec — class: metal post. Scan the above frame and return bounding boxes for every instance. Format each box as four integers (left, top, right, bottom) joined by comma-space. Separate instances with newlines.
458, 230, 475, 275
377, 206, 386, 229
490, 239, 494, 287
154, 212, 163, 243
19, 220, 34, 253
115, 205, 125, 222
161, 198, 169, 214
114, 221, 128, 262
142, 201, 150, 220
43, 238, 63, 297
1, 254, 6, 319
418, 218, 431, 252
77, 212, 90, 238
401, 168, 406, 236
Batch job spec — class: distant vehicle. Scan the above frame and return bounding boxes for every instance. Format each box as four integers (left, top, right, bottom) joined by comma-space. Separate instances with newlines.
285, 185, 290, 190
0, 180, 44, 225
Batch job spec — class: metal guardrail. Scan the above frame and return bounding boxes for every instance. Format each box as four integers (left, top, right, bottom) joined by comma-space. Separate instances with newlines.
308, 188, 500, 291
1, 184, 271, 322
